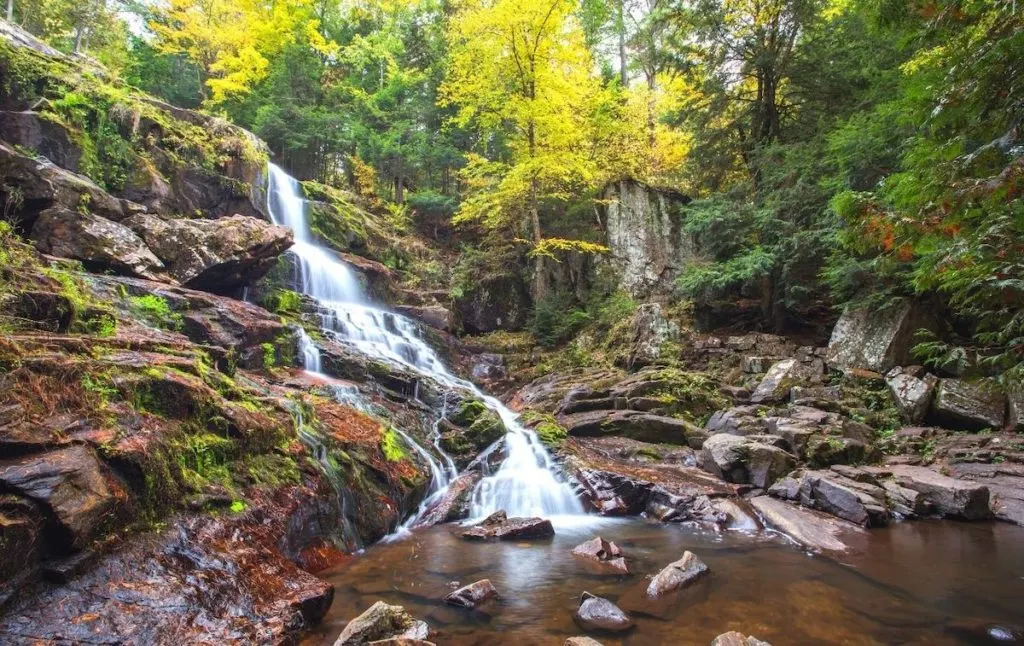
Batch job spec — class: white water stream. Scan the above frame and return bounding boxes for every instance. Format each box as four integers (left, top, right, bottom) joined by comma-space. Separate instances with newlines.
265, 164, 583, 529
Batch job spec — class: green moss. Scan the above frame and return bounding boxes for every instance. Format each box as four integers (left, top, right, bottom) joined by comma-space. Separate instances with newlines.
301, 180, 370, 252
261, 342, 276, 369
245, 453, 301, 488
646, 368, 728, 424
263, 288, 303, 314
129, 294, 183, 330
452, 399, 488, 426
176, 432, 235, 492
229, 500, 246, 513
380, 427, 407, 462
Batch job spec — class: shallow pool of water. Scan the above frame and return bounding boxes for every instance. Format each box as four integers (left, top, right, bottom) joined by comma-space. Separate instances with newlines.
311, 517, 1024, 645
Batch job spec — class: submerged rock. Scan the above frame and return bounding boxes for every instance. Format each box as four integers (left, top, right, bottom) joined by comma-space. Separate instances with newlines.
444, 578, 499, 609
646, 551, 709, 598
711, 632, 772, 646
571, 537, 629, 574
459, 510, 555, 541
573, 591, 634, 633
565, 637, 605, 646
335, 601, 430, 645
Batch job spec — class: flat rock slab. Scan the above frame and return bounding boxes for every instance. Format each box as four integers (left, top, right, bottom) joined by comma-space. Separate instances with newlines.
750, 496, 864, 554
459, 511, 555, 541
884, 465, 990, 520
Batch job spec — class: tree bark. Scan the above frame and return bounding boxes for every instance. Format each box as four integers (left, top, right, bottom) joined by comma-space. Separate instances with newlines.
6, 0, 13, 23
618, 0, 628, 87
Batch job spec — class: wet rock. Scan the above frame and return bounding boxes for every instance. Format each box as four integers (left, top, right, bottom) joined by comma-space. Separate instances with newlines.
770, 469, 889, 527
931, 379, 1006, 431
700, 433, 796, 489
0, 495, 44, 585
335, 601, 430, 645
124, 212, 293, 292
885, 367, 938, 424
565, 638, 605, 646
750, 495, 864, 554
705, 406, 769, 436
573, 468, 655, 515
573, 591, 634, 634
571, 537, 629, 573
885, 465, 991, 520
412, 472, 480, 527
367, 640, 436, 646
804, 434, 873, 469
626, 302, 679, 369
444, 578, 498, 608
0, 445, 120, 551
470, 353, 507, 385
826, 301, 935, 373
646, 551, 709, 598
750, 359, 806, 403
562, 409, 708, 448
31, 206, 168, 281
394, 304, 454, 332
711, 632, 772, 646
459, 511, 555, 541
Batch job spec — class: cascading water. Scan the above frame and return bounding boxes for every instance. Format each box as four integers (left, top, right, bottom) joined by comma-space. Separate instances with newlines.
264, 163, 583, 525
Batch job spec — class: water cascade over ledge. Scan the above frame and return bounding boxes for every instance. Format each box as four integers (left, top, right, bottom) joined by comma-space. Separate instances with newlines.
264, 164, 584, 527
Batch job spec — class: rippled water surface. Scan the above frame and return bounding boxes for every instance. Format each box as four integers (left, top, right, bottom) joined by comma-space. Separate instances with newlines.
311, 518, 1024, 645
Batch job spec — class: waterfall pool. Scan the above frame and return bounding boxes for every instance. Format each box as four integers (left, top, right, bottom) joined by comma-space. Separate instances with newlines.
307, 517, 1024, 645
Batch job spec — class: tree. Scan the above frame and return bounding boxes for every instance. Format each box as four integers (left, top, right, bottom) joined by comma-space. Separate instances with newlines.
442, 0, 606, 297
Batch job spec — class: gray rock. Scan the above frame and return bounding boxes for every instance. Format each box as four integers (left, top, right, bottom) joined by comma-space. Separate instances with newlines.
565, 638, 605, 646
793, 470, 888, 527
885, 367, 938, 424
454, 273, 530, 333
700, 434, 795, 489
571, 537, 629, 573
1008, 385, 1024, 432
711, 632, 772, 646
444, 579, 498, 609
31, 207, 168, 281
750, 495, 864, 554
646, 551, 709, 598
826, 301, 934, 373
573, 591, 634, 633
0, 111, 82, 171
393, 305, 454, 332
886, 465, 990, 520
931, 379, 1006, 431
124, 213, 292, 291
334, 601, 429, 645
750, 359, 804, 403
741, 356, 769, 373
459, 512, 554, 541
626, 303, 679, 369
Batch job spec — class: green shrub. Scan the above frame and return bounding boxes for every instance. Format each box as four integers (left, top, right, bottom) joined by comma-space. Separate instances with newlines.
530, 291, 591, 348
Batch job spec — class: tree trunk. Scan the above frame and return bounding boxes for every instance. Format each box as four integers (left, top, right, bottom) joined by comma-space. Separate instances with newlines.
618, 0, 628, 87
527, 120, 546, 300
646, 71, 656, 148
394, 175, 404, 204
6, 0, 13, 23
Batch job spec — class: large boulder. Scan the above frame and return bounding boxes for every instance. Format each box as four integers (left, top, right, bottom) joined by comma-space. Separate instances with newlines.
646, 551, 709, 598
571, 537, 629, 573
750, 359, 809, 403
1008, 385, 1024, 432
30, 207, 168, 281
0, 111, 82, 171
562, 410, 707, 448
700, 433, 796, 489
749, 496, 864, 554
885, 367, 938, 424
459, 511, 555, 541
930, 379, 1006, 431
826, 301, 935, 373
124, 213, 292, 292
0, 445, 121, 551
573, 591, 634, 634
334, 601, 429, 645
769, 469, 889, 527
885, 465, 990, 520
600, 179, 692, 297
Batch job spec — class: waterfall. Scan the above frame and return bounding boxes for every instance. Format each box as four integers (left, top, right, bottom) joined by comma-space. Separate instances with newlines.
265, 163, 583, 524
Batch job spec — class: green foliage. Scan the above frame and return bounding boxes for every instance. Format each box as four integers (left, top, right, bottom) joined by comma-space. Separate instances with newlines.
261, 342, 276, 369
129, 295, 183, 330
177, 432, 235, 492
380, 428, 407, 462
530, 291, 591, 349
263, 289, 303, 315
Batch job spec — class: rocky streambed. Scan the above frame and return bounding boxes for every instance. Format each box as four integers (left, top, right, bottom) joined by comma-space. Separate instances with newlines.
309, 516, 1024, 645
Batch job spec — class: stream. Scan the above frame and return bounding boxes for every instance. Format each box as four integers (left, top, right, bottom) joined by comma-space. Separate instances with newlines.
307, 518, 1024, 645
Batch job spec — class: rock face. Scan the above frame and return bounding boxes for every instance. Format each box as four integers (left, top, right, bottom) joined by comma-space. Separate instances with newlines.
124, 212, 293, 292
646, 551, 709, 598
769, 469, 890, 527
601, 179, 692, 297
626, 302, 679, 369
931, 379, 1006, 430
885, 367, 937, 424
563, 409, 707, 448
826, 301, 933, 373
0, 110, 83, 171
573, 591, 634, 634
444, 579, 499, 608
571, 537, 629, 573
459, 510, 555, 541
0, 445, 121, 551
886, 465, 990, 520
455, 274, 531, 333
335, 601, 430, 645
700, 433, 796, 489
31, 207, 167, 281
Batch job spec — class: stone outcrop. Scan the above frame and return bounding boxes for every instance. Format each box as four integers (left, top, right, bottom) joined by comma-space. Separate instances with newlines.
31, 206, 168, 281
884, 465, 990, 520
750, 358, 820, 403
625, 302, 679, 369
885, 366, 937, 424
562, 409, 707, 448
335, 601, 430, 645
700, 433, 796, 489
646, 551, 709, 598
600, 179, 692, 297
455, 273, 531, 333
124, 212, 293, 292
825, 301, 934, 373
573, 591, 634, 633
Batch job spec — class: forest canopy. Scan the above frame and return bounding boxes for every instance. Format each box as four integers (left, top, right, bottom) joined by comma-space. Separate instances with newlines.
5, 0, 1022, 379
